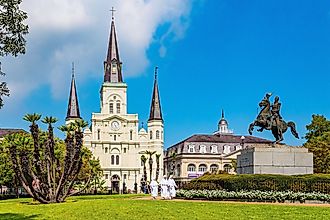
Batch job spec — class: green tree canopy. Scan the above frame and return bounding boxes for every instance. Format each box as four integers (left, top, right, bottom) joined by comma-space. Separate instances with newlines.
303, 115, 330, 173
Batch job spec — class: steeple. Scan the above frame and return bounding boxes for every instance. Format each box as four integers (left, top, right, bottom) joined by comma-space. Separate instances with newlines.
148, 67, 163, 122
66, 63, 81, 121
104, 9, 123, 83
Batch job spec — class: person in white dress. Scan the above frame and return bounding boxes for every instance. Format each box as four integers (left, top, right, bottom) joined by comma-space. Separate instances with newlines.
160, 175, 169, 199
168, 175, 178, 199
150, 178, 159, 200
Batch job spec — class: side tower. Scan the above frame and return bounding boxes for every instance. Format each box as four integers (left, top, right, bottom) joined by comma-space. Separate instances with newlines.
66, 63, 81, 124
147, 67, 164, 175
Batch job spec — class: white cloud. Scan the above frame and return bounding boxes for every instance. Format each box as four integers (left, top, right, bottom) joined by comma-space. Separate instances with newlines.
2, 0, 196, 103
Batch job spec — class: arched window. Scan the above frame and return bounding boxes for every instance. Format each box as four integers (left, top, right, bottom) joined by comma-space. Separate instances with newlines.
198, 164, 207, 173
111, 155, 114, 165
199, 145, 206, 153
105, 147, 108, 153
116, 155, 119, 165
224, 164, 232, 173
114, 135, 117, 141
116, 102, 120, 114
210, 164, 219, 173
130, 130, 133, 140
150, 131, 153, 140
187, 164, 196, 172
156, 130, 160, 139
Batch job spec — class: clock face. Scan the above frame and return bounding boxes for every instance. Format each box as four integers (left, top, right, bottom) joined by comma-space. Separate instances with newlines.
111, 121, 120, 130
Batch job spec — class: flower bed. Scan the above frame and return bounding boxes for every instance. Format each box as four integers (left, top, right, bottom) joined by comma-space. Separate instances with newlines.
177, 189, 330, 203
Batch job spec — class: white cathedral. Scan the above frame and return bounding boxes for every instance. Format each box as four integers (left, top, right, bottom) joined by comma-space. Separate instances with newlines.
65, 16, 164, 193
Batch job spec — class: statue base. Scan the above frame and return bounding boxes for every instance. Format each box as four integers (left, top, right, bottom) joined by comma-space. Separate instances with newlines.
237, 146, 313, 175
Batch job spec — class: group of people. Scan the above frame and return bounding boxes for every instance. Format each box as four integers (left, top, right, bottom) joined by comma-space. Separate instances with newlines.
149, 175, 177, 200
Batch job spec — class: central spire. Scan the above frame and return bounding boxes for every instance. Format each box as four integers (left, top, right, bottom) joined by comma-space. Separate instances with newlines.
66, 62, 81, 121
104, 8, 123, 83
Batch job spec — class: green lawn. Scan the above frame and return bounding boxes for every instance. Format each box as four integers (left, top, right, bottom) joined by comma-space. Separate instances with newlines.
0, 195, 330, 220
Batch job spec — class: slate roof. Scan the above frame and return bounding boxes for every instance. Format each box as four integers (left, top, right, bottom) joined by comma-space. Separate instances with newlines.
0, 128, 26, 138
168, 134, 272, 149
66, 71, 81, 120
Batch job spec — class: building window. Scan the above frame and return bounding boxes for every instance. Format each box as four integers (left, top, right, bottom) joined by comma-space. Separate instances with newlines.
211, 145, 218, 154
97, 129, 100, 140
150, 131, 153, 140
156, 130, 160, 139
187, 164, 196, 172
198, 164, 207, 173
188, 145, 195, 153
199, 145, 206, 154
223, 145, 231, 154
111, 155, 114, 165
116, 155, 119, 165
210, 164, 219, 173
114, 135, 117, 141
116, 102, 120, 114
123, 148, 127, 153
130, 130, 133, 140
105, 147, 108, 153
105, 174, 109, 179
177, 164, 181, 177
224, 164, 232, 173
110, 103, 114, 114
124, 174, 127, 180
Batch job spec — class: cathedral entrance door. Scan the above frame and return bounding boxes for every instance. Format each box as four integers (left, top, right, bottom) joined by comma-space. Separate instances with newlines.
111, 175, 120, 194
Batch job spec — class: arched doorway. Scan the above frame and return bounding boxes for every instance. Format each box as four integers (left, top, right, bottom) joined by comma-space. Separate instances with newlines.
111, 174, 120, 194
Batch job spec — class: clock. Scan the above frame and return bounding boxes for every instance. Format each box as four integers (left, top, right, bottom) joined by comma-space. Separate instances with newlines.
111, 121, 120, 130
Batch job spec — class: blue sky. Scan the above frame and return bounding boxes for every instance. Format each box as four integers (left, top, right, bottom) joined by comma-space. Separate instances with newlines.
1, 0, 329, 147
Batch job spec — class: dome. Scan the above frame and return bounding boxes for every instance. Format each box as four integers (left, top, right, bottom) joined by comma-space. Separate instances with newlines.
218, 118, 228, 126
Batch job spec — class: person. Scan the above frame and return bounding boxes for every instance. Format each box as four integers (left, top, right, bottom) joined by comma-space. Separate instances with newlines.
150, 178, 159, 200
160, 175, 169, 199
168, 175, 178, 199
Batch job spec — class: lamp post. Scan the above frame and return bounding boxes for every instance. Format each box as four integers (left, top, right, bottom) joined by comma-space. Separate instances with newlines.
240, 136, 245, 149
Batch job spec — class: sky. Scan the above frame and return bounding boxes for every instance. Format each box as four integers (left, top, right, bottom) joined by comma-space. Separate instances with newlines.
0, 0, 329, 148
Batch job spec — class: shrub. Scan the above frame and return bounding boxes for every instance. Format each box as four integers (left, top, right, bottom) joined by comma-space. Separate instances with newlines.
182, 174, 330, 194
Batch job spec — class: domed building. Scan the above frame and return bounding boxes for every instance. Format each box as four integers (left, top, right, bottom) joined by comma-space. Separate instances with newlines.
163, 111, 272, 182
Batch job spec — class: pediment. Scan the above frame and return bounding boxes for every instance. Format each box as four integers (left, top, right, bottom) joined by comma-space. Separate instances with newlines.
103, 115, 128, 122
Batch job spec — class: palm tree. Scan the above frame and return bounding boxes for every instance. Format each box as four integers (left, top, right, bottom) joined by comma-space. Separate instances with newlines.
170, 152, 177, 175
140, 155, 147, 182
155, 154, 161, 181
145, 150, 156, 182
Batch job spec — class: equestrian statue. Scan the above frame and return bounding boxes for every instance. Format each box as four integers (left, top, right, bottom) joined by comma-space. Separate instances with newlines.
248, 93, 299, 144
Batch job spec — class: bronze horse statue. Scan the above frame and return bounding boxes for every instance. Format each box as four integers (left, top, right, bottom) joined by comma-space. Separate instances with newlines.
248, 94, 299, 144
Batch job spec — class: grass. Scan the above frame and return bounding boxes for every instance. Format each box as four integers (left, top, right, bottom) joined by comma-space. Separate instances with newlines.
1, 194, 330, 219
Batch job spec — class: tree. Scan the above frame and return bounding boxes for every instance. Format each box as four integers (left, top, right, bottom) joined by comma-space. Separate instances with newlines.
155, 154, 161, 181
0, 0, 29, 108
145, 150, 156, 182
6, 114, 88, 203
0, 0, 29, 56
303, 115, 330, 173
140, 155, 147, 182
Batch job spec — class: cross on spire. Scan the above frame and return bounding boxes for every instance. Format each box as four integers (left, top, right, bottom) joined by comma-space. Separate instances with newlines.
71, 62, 75, 77
154, 66, 158, 80
110, 7, 116, 20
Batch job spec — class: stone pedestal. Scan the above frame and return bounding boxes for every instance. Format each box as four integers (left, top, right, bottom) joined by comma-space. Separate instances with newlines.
237, 146, 313, 175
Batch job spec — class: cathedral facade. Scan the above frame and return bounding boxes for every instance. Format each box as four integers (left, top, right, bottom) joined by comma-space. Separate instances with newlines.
66, 17, 164, 193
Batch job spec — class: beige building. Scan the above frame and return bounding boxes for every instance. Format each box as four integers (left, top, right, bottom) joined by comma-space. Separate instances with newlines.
164, 111, 272, 182
66, 17, 164, 193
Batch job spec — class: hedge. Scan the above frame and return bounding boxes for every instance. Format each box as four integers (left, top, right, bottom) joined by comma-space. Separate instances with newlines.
181, 174, 330, 194
177, 189, 330, 203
